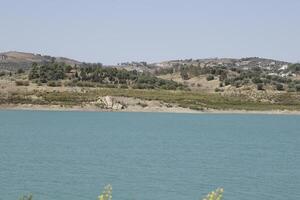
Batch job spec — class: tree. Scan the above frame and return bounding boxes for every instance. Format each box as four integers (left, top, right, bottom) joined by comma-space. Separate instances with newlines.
29, 63, 39, 80
65, 65, 72, 73
180, 68, 189, 80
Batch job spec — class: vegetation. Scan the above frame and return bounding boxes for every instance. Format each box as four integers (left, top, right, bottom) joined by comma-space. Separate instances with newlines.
0, 71, 6, 76
155, 62, 300, 92
2, 58, 300, 112
98, 184, 112, 200
28, 62, 185, 90
206, 75, 215, 81
288, 63, 300, 73
18, 185, 223, 200
29, 62, 66, 83
202, 188, 224, 200
2, 87, 300, 111
15, 80, 30, 86
19, 194, 33, 200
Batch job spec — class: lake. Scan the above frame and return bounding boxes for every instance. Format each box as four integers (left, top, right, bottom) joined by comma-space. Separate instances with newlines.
0, 110, 299, 200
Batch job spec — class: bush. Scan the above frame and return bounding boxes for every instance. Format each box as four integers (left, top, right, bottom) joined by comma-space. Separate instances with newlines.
276, 83, 284, 91
252, 77, 263, 84
288, 63, 300, 72
202, 188, 224, 200
296, 84, 300, 92
17, 68, 25, 74
256, 83, 264, 90
98, 184, 112, 200
206, 75, 214, 81
215, 88, 224, 92
15, 80, 30, 86
288, 88, 296, 92
47, 81, 62, 87
0, 71, 6, 77
19, 194, 33, 200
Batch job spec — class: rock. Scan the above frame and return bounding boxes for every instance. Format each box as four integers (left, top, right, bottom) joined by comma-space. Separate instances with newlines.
99, 96, 124, 110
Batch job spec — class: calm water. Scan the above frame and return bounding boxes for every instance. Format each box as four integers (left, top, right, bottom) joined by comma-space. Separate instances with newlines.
0, 111, 299, 200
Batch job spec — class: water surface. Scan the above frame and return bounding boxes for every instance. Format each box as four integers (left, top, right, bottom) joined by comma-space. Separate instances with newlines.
0, 111, 299, 200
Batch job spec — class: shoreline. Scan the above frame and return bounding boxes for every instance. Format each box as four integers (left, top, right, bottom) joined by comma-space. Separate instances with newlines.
1, 104, 300, 115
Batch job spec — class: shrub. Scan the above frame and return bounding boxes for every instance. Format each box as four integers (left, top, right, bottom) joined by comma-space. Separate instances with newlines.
256, 83, 264, 90
17, 68, 25, 74
296, 84, 300, 92
206, 75, 214, 81
180, 69, 189, 80
98, 184, 112, 200
276, 83, 284, 91
288, 88, 296, 92
15, 80, 30, 86
224, 78, 231, 86
252, 77, 263, 84
19, 194, 33, 200
215, 88, 224, 92
202, 188, 224, 200
288, 63, 300, 72
0, 71, 6, 77
47, 81, 62, 87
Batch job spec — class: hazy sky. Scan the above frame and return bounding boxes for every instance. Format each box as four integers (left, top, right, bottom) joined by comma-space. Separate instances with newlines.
0, 0, 299, 64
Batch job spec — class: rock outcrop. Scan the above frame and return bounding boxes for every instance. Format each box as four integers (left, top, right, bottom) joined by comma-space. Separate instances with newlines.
97, 96, 124, 110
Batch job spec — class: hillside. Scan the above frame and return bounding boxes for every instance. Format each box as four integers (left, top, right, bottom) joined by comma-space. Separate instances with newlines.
0, 51, 81, 71
1, 51, 300, 113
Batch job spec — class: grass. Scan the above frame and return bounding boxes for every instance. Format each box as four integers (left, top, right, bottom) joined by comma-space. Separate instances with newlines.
1, 87, 300, 111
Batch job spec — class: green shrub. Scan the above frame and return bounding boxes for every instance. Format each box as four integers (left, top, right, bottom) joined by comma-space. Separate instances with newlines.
47, 81, 62, 87
276, 83, 284, 91
256, 83, 264, 90
19, 194, 33, 200
98, 184, 112, 200
17, 68, 25, 74
0, 71, 6, 77
215, 88, 224, 92
202, 188, 224, 200
296, 84, 300, 92
15, 80, 30, 86
206, 75, 214, 81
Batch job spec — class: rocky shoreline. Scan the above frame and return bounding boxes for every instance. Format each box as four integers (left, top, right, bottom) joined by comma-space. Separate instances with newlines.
1, 102, 300, 115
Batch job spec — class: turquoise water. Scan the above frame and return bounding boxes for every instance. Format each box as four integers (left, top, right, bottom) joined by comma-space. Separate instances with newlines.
0, 111, 299, 200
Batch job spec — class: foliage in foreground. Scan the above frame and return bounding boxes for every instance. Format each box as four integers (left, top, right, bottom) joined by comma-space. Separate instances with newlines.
98, 184, 113, 200
202, 188, 224, 200
18, 185, 223, 200
19, 193, 33, 200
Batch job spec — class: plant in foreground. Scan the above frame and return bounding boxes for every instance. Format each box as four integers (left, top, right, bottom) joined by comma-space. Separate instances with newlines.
17, 185, 223, 200
19, 194, 33, 200
98, 184, 112, 200
202, 188, 224, 200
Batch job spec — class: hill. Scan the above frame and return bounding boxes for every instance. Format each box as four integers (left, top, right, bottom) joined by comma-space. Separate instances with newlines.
0, 52, 300, 112
0, 51, 81, 71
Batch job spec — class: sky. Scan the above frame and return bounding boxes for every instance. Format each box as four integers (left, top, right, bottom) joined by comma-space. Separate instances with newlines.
0, 0, 299, 64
